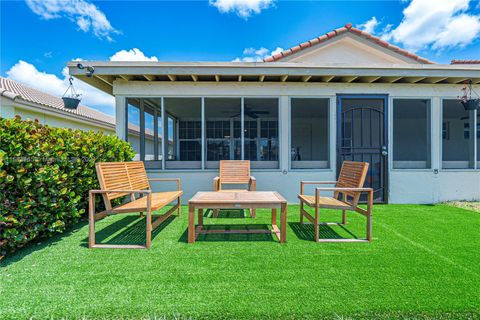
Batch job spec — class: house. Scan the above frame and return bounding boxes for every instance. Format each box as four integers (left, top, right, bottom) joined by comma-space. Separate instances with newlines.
67, 23, 480, 204
0, 76, 161, 160
0, 76, 116, 132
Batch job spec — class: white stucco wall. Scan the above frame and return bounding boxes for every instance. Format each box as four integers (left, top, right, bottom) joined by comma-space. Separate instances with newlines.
112, 81, 480, 204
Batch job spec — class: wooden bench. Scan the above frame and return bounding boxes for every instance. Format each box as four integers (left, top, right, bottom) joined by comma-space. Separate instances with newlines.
212, 160, 256, 218
88, 161, 183, 249
298, 161, 373, 242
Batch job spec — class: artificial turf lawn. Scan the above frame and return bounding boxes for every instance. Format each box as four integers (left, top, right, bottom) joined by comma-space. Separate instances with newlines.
1, 204, 479, 319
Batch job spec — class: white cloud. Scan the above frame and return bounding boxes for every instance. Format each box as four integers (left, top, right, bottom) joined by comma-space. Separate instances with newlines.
383, 0, 480, 51
233, 46, 284, 62
109, 48, 158, 61
357, 16, 379, 34
210, 0, 275, 19
6, 60, 115, 114
25, 0, 119, 41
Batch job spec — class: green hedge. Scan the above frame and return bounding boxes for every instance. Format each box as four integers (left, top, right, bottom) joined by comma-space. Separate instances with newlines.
0, 116, 134, 256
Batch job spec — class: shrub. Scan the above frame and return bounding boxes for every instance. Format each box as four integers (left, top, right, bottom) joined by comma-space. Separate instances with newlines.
0, 116, 134, 256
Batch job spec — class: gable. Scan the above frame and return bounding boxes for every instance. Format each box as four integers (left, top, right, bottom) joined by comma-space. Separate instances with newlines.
281, 33, 420, 65
264, 23, 434, 65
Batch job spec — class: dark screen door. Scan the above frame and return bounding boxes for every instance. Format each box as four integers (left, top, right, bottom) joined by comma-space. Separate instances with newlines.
337, 95, 388, 203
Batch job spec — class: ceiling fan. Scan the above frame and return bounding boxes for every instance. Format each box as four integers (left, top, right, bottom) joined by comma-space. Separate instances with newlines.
230, 105, 270, 119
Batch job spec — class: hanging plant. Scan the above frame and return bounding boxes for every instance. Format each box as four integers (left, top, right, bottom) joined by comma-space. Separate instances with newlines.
458, 79, 479, 111
62, 77, 82, 110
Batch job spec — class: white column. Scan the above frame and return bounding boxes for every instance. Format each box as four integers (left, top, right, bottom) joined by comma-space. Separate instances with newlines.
279, 96, 289, 172
329, 96, 336, 172
115, 95, 127, 140
431, 97, 441, 170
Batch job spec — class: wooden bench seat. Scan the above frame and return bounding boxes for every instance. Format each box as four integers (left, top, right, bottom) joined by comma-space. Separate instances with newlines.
112, 191, 183, 213
89, 161, 182, 249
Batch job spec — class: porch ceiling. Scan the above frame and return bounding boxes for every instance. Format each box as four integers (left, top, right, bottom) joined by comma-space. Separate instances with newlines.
67, 61, 480, 95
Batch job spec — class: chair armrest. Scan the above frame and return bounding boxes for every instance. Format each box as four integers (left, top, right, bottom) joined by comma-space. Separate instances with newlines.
315, 187, 373, 205
148, 178, 181, 191
213, 176, 220, 191
89, 189, 151, 194
249, 176, 256, 191
300, 181, 338, 194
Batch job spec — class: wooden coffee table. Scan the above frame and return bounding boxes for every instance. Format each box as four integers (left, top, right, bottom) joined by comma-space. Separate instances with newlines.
188, 191, 287, 244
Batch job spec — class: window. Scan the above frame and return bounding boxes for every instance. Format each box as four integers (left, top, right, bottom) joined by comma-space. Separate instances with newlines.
291, 98, 329, 169
126, 98, 162, 166
164, 98, 202, 169
124, 96, 280, 170
126, 98, 141, 161
393, 99, 431, 169
442, 100, 476, 169
244, 98, 279, 169
205, 98, 241, 168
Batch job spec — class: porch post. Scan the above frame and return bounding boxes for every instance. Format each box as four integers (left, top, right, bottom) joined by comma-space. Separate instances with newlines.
115, 95, 127, 141
279, 96, 289, 172
431, 97, 441, 171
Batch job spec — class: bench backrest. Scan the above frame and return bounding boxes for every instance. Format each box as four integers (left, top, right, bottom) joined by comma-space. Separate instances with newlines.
95, 162, 150, 206
219, 160, 251, 184
335, 161, 369, 206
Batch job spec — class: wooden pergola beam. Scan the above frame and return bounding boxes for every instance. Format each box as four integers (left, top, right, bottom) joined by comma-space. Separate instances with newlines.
301, 75, 312, 82
320, 75, 335, 83
342, 76, 358, 83
259, 75, 265, 82
191, 74, 198, 82
280, 75, 288, 82
118, 74, 133, 81
143, 74, 155, 81
167, 74, 176, 81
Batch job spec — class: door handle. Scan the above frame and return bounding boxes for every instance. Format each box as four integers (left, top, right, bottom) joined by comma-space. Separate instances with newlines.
381, 146, 388, 156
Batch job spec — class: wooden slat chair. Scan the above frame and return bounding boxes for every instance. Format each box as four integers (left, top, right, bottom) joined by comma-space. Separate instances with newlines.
298, 161, 373, 242
212, 160, 256, 218
89, 161, 183, 249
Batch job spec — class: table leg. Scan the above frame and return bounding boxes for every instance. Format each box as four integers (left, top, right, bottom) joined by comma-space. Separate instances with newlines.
198, 209, 203, 229
280, 203, 287, 243
271, 208, 277, 225
188, 204, 195, 244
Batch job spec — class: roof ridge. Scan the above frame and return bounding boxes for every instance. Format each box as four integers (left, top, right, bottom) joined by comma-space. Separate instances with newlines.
263, 23, 435, 64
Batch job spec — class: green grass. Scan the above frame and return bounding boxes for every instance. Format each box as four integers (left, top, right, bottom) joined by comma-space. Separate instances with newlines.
1, 204, 479, 319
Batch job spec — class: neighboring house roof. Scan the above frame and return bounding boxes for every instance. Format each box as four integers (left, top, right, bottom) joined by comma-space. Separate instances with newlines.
451, 60, 480, 65
0, 77, 158, 138
0, 76, 115, 126
263, 23, 434, 64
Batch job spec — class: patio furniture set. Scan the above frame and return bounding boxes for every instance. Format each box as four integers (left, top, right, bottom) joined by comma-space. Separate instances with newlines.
88, 160, 373, 249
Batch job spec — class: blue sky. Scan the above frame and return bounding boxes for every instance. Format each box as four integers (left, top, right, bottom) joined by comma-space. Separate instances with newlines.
1, 0, 480, 116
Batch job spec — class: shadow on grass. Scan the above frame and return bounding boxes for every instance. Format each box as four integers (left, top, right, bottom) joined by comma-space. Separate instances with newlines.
1, 220, 88, 268
80, 215, 176, 247
204, 209, 249, 218
289, 222, 359, 241
178, 224, 276, 243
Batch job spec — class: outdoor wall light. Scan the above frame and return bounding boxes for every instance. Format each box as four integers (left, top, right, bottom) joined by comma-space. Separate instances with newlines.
76, 63, 95, 78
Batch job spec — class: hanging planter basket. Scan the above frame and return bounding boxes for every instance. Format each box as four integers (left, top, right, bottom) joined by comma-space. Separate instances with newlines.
461, 99, 479, 111
62, 77, 82, 110
458, 80, 479, 111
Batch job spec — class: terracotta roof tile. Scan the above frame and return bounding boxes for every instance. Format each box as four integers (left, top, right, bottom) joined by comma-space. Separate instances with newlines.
264, 23, 435, 64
